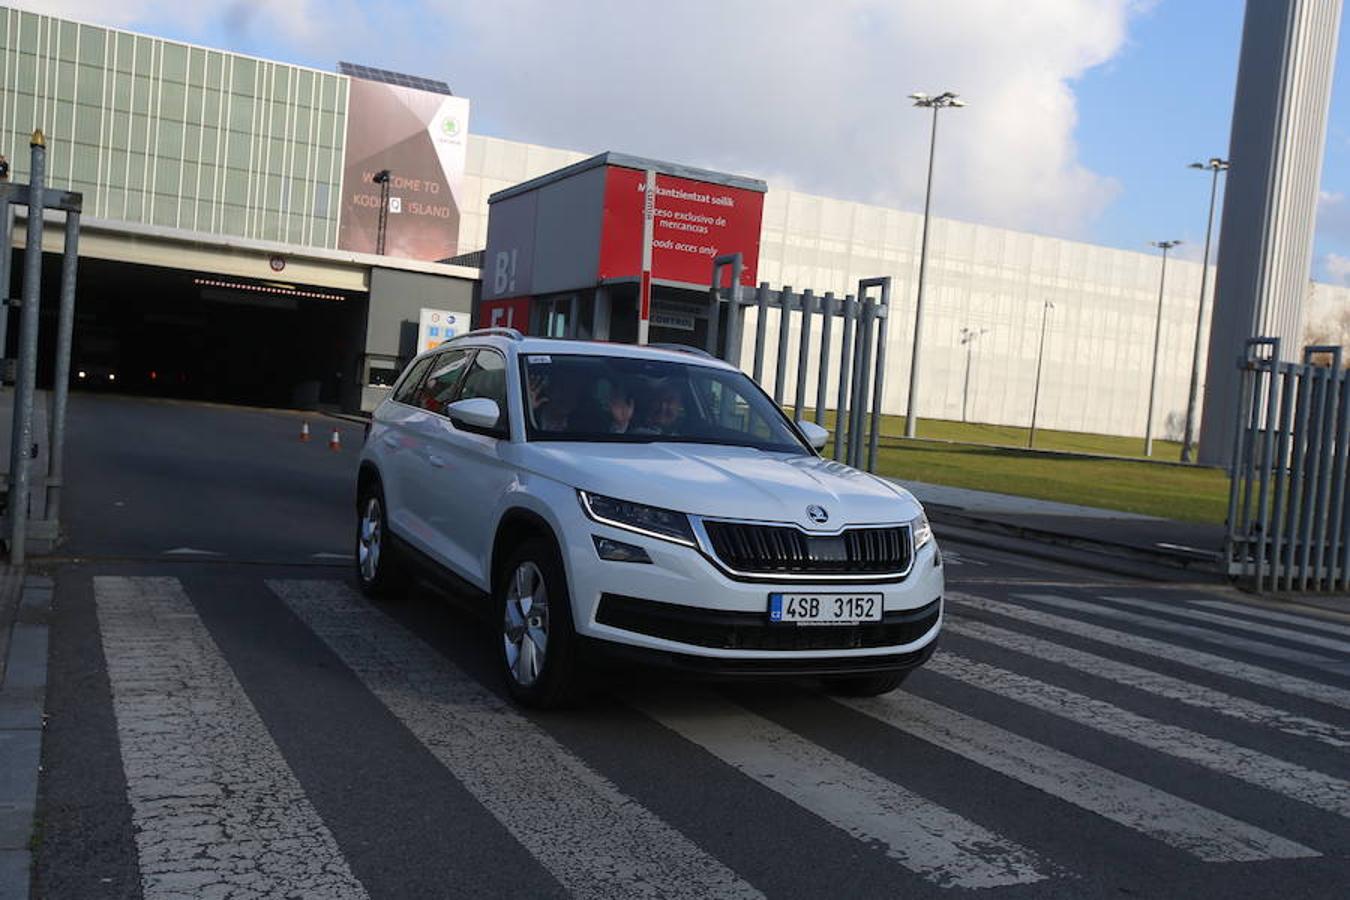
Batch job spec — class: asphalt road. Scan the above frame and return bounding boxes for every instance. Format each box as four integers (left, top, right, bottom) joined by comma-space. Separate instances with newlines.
29, 394, 1350, 899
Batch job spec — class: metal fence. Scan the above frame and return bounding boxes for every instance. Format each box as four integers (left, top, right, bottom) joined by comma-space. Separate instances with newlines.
708, 256, 891, 472
0, 131, 83, 565
1226, 337, 1348, 592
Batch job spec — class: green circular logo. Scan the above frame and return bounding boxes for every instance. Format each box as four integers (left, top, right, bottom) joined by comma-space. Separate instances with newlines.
440, 117, 460, 137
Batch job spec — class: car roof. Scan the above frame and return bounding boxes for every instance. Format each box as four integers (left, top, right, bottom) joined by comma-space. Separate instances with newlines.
437, 332, 737, 370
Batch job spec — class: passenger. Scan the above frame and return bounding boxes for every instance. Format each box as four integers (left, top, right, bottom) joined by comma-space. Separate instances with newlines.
529, 370, 583, 431
606, 380, 637, 434
637, 382, 686, 435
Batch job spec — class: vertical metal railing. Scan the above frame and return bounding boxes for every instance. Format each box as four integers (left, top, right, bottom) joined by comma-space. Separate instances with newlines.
712, 267, 892, 473
1, 131, 84, 564
1227, 337, 1348, 592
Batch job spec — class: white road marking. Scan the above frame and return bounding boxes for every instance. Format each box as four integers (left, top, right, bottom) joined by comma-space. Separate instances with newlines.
271, 579, 762, 900
949, 593, 1350, 711
1099, 594, 1350, 656
1024, 593, 1350, 676
161, 547, 224, 556
632, 691, 1054, 890
95, 576, 367, 900
839, 692, 1318, 863
929, 652, 1350, 819
946, 619, 1350, 749
310, 552, 354, 560
1190, 598, 1350, 640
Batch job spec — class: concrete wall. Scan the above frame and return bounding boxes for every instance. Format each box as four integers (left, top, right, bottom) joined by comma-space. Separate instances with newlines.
362, 266, 476, 410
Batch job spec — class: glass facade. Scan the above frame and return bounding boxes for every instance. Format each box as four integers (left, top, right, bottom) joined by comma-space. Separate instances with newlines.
0, 8, 348, 248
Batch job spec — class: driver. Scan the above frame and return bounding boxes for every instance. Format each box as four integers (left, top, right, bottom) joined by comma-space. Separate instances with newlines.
637, 382, 686, 435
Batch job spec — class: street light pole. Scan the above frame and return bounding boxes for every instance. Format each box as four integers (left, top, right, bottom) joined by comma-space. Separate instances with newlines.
959, 326, 987, 423
1145, 239, 1182, 457
373, 169, 391, 255
1028, 302, 1053, 448
1180, 158, 1229, 463
905, 90, 965, 439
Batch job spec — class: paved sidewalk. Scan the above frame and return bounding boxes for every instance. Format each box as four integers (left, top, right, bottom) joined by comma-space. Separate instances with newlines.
891, 478, 1226, 566
0, 571, 51, 900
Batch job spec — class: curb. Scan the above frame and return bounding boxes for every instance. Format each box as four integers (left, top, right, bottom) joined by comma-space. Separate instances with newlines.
928, 511, 1228, 584
0, 572, 52, 900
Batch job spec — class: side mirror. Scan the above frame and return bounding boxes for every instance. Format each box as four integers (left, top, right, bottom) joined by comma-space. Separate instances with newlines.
446, 397, 501, 431
797, 420, 829, 451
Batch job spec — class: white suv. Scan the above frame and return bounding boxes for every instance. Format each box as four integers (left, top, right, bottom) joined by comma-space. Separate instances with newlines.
356, 329, 943, 707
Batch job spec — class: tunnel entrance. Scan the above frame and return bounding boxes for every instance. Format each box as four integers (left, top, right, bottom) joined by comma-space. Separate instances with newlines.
12, 251, 369, 410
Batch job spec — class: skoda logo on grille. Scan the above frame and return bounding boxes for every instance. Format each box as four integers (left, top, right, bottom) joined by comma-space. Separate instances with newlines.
806, 504, 829, 524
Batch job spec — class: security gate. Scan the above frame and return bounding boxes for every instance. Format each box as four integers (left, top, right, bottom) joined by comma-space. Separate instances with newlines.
708, 255, 891, 473
1226, 337, 1349, 592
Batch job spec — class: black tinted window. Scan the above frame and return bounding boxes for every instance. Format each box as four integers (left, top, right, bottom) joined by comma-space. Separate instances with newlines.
410, 349, 470, 415
392, 355, 435, 404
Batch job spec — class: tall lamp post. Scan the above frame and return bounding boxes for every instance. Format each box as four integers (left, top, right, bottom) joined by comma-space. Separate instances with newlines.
1145, 239, 1182, 457
959, 326, 987, 423
1028, 301, 1053, 448
905, 90, 965, 438
1180, 158, 1229, 463
372, 169, 392, 255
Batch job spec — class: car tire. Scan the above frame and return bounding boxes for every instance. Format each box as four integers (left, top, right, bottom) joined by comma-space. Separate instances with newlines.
496, 538, 582, 709
355, 479, 408, 602
824, 670, 910, 697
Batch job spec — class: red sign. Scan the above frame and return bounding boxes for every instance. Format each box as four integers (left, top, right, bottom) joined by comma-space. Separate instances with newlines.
478, 297, 532, 332
599, 167, 763, 288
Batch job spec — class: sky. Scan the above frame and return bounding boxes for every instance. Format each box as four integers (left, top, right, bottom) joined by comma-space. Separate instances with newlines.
16, 0, 1350, 296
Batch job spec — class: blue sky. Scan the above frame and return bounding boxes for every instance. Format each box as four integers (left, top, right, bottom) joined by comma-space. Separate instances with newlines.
26, 1, 1350, 286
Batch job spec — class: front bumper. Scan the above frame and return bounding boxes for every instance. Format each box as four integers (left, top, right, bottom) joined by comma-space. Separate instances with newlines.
561, 501, 945, 665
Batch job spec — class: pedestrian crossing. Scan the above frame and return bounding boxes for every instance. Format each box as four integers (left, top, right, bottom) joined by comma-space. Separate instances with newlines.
88, 575, 1350, 898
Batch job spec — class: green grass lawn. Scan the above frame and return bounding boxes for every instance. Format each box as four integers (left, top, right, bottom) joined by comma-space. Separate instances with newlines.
787, 408, 1185, 461
869, 441, 1230, 523
781, 408, 1227, 522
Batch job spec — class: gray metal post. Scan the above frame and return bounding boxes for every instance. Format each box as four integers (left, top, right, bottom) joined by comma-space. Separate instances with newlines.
46, 212, 78, 524
1028, 301, 1052, 448
851, 299, 875, 467
794, 290, 814, 419
905, 105, 942, 439
815, 292, 835, 426
0, 201, 13, 363
773, 287, 792, 405
861, 277, 892, 472
834, 295, 856, 461
1331, 368, 1350, 591
709, 253, 743, 362
752, 282, 769, 382
1144, 240, 1179, 456
1181, 161, 1227, 462
9, 132, 46, 566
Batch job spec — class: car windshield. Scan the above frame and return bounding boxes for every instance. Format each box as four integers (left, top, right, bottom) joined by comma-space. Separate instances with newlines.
520, 353, 809, 454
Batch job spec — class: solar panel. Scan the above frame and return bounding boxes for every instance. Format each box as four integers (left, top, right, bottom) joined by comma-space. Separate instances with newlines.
337, 61, 453, 96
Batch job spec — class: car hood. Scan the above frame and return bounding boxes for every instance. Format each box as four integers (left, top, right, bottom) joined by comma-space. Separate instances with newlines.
523, 442, 921, 529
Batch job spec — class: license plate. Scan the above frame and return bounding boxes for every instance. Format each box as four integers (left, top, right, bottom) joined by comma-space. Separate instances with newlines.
768, 593, 883, 625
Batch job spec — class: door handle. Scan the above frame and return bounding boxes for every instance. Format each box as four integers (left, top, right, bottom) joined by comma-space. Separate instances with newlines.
381, 435, 399, 449
427, 454, 446, 468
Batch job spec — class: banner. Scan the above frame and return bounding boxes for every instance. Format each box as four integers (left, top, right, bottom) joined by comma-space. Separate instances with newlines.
338, 78, 471, 262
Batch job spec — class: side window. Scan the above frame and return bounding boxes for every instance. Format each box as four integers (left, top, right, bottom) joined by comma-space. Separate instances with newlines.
454, 350, 509, 437
392, 355, 436, 405
410, 349, 471, 415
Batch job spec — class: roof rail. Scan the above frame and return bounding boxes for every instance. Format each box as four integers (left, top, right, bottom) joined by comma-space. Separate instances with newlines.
455, 327, 524, 342
648, 343, 715, 359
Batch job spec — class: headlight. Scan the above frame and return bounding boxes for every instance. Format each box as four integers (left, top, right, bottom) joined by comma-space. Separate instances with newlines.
911, 512, 933, 551
579, 491, 696, 546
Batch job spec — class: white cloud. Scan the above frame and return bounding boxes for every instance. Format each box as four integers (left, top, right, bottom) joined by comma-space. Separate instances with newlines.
21, 0, 1145, 238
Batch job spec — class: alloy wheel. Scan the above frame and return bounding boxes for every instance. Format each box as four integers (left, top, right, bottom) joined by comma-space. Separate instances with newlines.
503, 561, 550, 687
358, 496, 382, 583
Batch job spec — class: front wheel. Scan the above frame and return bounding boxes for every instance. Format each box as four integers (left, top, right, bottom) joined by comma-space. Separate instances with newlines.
824, 670, 910, 697
496, 539, 582, 708
355, 481, 408, 601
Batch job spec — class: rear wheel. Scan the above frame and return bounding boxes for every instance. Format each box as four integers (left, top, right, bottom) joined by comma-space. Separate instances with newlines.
496, 538, 581, 708
824, 670, 910, 697
355, 481, 408, 601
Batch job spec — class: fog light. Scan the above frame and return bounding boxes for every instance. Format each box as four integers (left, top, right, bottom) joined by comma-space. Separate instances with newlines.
593, 536, 652, 564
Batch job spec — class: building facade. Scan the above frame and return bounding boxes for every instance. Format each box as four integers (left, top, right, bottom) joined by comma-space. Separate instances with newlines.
3, 6, 1346, 437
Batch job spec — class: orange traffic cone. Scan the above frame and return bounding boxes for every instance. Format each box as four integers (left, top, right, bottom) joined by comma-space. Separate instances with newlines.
329, 428, 342, 451
300, 421, 311, 442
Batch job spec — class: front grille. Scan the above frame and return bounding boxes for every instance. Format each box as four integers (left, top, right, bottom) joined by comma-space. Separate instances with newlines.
596, 594, 941, 651
703, 521, 912, 577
